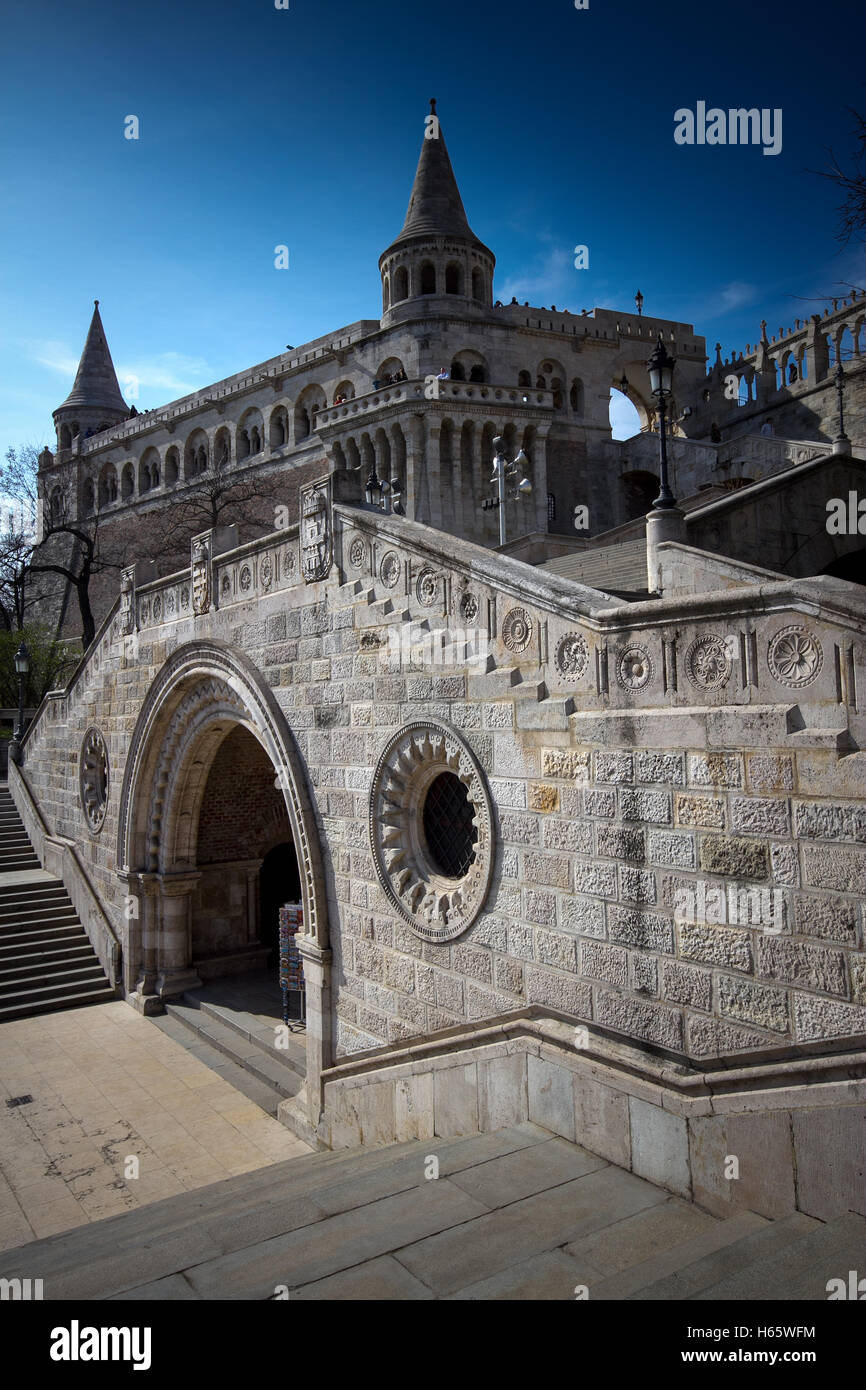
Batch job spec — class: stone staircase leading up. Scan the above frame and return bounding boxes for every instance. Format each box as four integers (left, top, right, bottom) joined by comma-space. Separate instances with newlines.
0, 783, 115, 1021
0, 1121, 862, 1299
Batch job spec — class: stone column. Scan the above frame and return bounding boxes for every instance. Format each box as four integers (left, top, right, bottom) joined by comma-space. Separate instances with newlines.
646, 507, 686, 595
426, 422, 443, 529
405, 411, 426, 523
123, 872, 163, 1014
155, 871, 203, 999
532, 429, 550, 535
246, 863, 261, 943
297, 937, 333, 1129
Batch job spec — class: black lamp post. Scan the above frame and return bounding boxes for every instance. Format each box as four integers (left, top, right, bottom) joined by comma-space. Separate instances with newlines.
635, 290, 644, 317
619, 373, 630, 397
646, 334, 677, 510
834, 359, 849, 446
365, 465, 382, 508
10, 640, 30, 766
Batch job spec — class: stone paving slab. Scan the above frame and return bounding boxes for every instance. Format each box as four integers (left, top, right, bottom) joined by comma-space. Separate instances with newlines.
0, 999, 311, 1252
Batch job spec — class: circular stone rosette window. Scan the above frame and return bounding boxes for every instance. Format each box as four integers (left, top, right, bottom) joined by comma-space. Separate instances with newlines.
767, 625, 823, 688
369, 720, 495, 943
80, 727, 109, 833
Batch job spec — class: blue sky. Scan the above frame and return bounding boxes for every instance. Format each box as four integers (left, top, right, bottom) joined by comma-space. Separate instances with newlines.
1, 0, 863, 448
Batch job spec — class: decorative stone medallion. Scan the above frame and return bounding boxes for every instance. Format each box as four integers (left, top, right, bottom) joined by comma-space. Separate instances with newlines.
139, 599, 149, 627
616, 644, 653, 690
180, 585, 190, 610
369, 720, 495, 943
459, 591, 479, 625
416, 568, 439, 607
555, 632, 589, 679
767, 625, 823, 687
220, 572, 232, 597
151, 594, 162, 623
165, 589, 176, 616
685, 635, 732, 691
80, 727, 109, 833
282, 547, 295, 578
502, 607, 532, 653
349, 536, 366, 569
381, 551, 401, 589
260, 553, 274, 590
239, 565, 252, 592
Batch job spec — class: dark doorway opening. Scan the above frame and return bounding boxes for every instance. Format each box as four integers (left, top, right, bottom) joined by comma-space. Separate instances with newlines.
259, 841, 301, 968
821, 550, 866, 586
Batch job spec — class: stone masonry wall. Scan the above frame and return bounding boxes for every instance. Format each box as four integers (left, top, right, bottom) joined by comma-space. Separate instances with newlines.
15, 502, 866, 1070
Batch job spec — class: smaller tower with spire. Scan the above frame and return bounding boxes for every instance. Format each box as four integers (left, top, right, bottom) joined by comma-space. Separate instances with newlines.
53, 301, 131, 454
379, 101, 495, 325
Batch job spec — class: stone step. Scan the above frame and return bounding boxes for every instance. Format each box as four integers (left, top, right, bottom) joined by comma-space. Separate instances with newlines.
0, 925, 88, 950
467, 664, 525, 700
194, 996, 306, 1079
579, 1209, 771, 1299
164, 1000, 304, 1100
623, 1211, 820, 1300
0, 962, 109, 998
0, 880, 66, 900
692, 1211, 866, 1301
0, 942, 94, 970
0, 983, 116, 1022
515, 695, 575, 731
0, 903, 77, 926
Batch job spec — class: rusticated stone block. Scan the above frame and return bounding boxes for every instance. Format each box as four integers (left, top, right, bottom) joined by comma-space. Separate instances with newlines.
483, 703, 513, 729
525, 966, 592, 1017
699, 834, 768, 881
489, 778, 527, 809
384, 954, 415, 994
507, 923, 534, 959
687, 1015, 773, 1057
676, 793, 725, 830
609, 906, 675, 953
804, 846, 866, 894
688, 752, 743, 789
580, 939, 628, 988
583, 787, 616, 818
757, 937, 847, 997
415, 962, 436, 1003
746, 754, 794, 793
465, 983, 517, 1021
573, 862, 618, 898
679, 923, 752, 972
718, 974, 789, 1033
594, 751, 634, 784
434, 972, 464, 1013
649, 829, 696, 869
451, 943, 493, 984
494, 955, 524, 996
500, 812, 541, 845
536, 929, 578, 972
795, 802, 866, 843
794, 894, 858, 943
850, 955, 866, 1005
794, 994, 866, 1041
542, 818, 594, 854
630, 952, 658, 995
770, 843, 799, 886
596, 824, 646, 862
731, 797, 790, 837
523, 888, 557, 926
470, 917, 508, 952
560, 895, 606, 939
620, 787, 671, 825
662, 959, 712, 1011
636, 751, 685, 785
619, 866, 657, 905
595, 987, 684, 1051
542, 748, 590, 780
523, 851, 572, 889
528, 783, 559, 813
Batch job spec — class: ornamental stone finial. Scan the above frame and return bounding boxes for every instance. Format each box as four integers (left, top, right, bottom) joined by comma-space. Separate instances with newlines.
430, 97, 437, 115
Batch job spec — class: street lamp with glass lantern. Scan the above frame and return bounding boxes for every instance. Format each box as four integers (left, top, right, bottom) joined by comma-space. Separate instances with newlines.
646, 335, 677, 510
483, 438, 532, 546
635, 290, 644, 317
10, 640, 30, 766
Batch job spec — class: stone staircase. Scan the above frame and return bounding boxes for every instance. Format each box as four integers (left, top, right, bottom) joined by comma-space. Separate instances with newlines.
0, 1121, 861, 1299
157, 979, 307, 1118
0, 784, 115, 1021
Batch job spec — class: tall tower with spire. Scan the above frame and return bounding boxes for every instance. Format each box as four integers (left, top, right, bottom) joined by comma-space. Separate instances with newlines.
379, 101, 495, 326
53, 301, 131, 453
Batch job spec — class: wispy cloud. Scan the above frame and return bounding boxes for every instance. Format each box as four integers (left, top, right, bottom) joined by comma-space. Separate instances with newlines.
21, 339, 212, 404
498, 239, 573, 304
23, 339, 79, 377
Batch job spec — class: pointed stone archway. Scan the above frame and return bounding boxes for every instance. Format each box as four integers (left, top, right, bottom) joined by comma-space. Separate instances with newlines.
115, 640, 332, 1125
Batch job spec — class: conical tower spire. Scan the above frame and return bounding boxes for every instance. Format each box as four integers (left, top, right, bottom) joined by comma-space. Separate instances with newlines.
379, 101, 495, 320
392, 99, 484, 249
58, 301, 128, 413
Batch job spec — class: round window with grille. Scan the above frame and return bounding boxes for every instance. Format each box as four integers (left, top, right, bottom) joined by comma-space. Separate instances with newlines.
369, 720, 494, 943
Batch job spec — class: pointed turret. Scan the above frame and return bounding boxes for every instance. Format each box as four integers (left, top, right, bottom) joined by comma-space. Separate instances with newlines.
379, 101, 495, 322
53, 302, 130, 452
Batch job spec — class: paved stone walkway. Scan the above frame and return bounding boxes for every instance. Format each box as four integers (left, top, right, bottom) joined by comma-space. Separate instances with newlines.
0, 1000, 311, 1252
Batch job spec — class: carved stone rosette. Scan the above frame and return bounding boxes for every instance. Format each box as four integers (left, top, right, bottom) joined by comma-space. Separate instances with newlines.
555, 632, 589, 680
369, 720, 495, 944
300, 478, 332, 584
767, 625, 823, 688
80, 727, 109, 833
191, 533, 212, 616
685, 635, 732, 691
616, 644, 653, 691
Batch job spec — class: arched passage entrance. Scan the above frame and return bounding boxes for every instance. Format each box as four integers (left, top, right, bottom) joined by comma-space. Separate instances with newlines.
116, 641, 332, 1123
